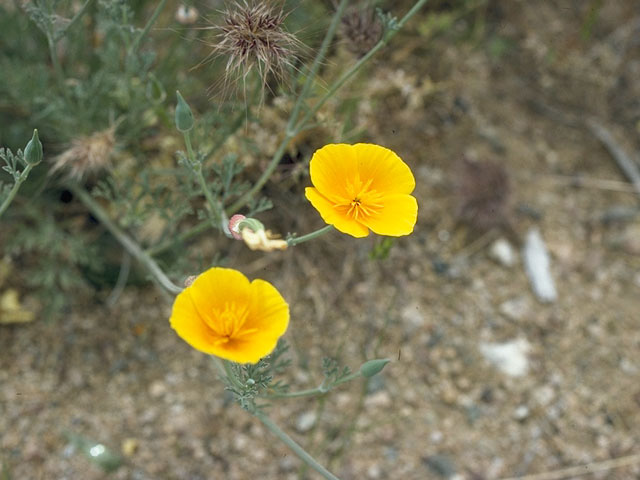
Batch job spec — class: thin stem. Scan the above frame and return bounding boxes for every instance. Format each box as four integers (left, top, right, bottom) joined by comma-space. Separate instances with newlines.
221, 360, 245, 390
254, 410, 341, 480
183, 131, 230, 235
58, 0, 94, 40
0, 164, 34, 218
226, 0, 350, 214
146, 220, 210, 256
263, 371, 361, 399
265, 387, 326, 400
287, 225, 334, 246
286, 0, 350, 134
46, 34, 71, 103
129, 0, 168, 54
70, 185, 183, 294
296, 0, 429, 130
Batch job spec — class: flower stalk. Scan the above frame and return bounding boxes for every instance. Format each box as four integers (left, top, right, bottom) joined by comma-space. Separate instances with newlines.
129, 0, 168, 55
0, 164, 36, 219
287, 225, 334, 247
254, 410, 342, 480
69, 185, 183, 294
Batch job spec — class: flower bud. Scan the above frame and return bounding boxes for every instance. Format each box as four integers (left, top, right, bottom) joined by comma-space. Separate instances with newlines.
359, 358, 390, 378
175, 91, 194, 132
228, 214, 246, 240
24, 129, 43, 166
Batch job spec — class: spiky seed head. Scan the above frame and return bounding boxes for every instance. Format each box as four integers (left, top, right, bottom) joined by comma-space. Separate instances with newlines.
340, 7, 383, 58
50, 127, 116, 180
208, 1, 302, 99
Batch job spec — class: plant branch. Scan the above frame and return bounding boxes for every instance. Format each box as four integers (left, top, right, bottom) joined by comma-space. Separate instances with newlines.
0, 164, 35, 219
57, 0, 94, 40
183, 131, 230, 236
70, 184, 183, 294
263, 370, 361, 399
129, 0, 167, 54
296, 0, 429, 130
287, 225, 334, 246
254, 410, 341, 480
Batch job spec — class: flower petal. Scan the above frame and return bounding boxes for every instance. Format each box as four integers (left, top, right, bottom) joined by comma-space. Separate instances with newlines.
170, 289, 217, 354
187, 267, 251, 322
352, 143, 415, 195
305, 187, 369, 238
308, 144, 358, 201
246, 279, 290, 336
361, 193, 418, 236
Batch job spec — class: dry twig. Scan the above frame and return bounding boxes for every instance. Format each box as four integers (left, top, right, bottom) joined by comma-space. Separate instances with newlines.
587, 119, 640, 196
499, 452, 640, 480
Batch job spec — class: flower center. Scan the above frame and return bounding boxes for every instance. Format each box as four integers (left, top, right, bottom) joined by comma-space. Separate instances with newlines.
335, 174, 384, 220
203, 302, 258, 346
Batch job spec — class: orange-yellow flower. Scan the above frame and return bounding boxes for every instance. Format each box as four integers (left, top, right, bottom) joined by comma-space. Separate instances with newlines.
170, 267, 289, 364
305, 143, 418, 238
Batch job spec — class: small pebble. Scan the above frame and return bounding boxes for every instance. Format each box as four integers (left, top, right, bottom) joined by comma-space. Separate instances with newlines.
480, 339, 530, 377
522, 228, 557, 302
295, 411, 317, 433
121, 438, 138, 456
490, 238, 516, 267
513, 405, 530, 420
149, 380, 167, 398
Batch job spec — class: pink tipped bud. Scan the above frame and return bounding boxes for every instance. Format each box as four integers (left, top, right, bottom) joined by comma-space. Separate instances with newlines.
228, 214, 246, 240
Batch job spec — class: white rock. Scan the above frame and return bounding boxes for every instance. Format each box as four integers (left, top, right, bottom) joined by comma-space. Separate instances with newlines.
513, 405, 530, 420
480, 339, 531, 377
490, 238, 517, 267
295, 411, 317, 433
522, 228, 557, 302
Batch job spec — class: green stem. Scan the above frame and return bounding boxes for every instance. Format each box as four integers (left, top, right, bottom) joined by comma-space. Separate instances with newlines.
226, 0, 350, 215
296, 0, 429, 131
183, 131, 229, 235
264, 371, 361, 399
46, 34, 71, 103
129, 0, 168, 54
146, 220, 210, 256
58, 0, 94, 40
286, 0, 350, 135
254, 410, 341, 480
0, 164, 34, 219
70, 185, 183, 294
287, 225, 334, 246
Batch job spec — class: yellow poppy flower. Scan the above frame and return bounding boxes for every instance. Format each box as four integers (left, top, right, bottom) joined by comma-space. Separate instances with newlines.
305, 143, 418, 238
170, 267, 289, 364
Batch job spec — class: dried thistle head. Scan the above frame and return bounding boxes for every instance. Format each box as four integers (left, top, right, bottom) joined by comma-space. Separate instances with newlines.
50, 127, 115, 180
207, 1, 302, 99
340, 6, 382, 58
453, 156, 511, 232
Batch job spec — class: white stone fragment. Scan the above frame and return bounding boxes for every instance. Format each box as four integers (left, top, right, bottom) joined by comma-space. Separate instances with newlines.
480, 339, 531, 377
522, 228, 557, 302
295, 411, 317, 433
490, 238, 517, 267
